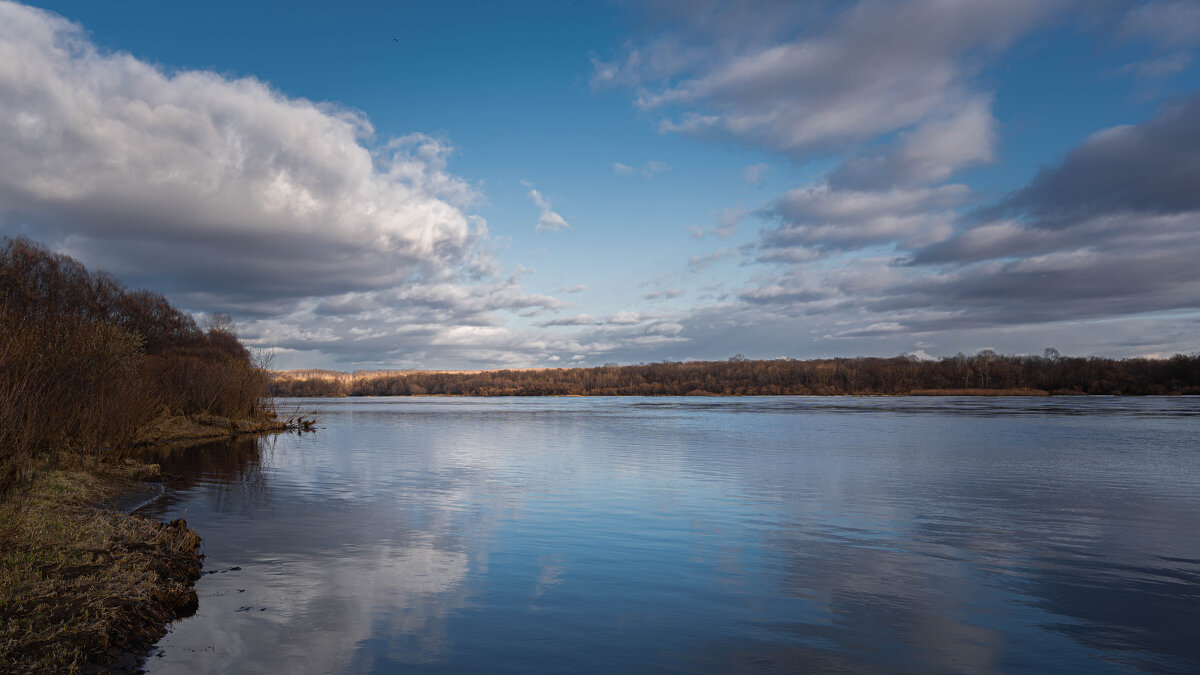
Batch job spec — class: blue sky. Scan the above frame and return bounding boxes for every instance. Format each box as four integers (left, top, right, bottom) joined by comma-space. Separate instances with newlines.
3, 0, 1200, 369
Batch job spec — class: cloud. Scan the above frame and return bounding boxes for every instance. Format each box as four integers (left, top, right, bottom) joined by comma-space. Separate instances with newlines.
0, 1, 584, 369
642, 160, 670, 178
758, 184, 964, 257
689, 247, 738, 271
595, 0, 1065, 160
688, 205, 746, 239
643, 288, 684, 300
781, 93, 1200, 338
635, 77, 1200, 363
981, 92, 1200, 228
827, 96, 997, 190
712, 206, 744, 237
742, 162, 769, 185
0, 1, 488, 303
1117, 1, 1200, 79
7, 0, 1195, 369
738, 282, 832, 307
522, 182, 571, 233
607, 310, 648, 325
613, 160, 671, 178
557, 284, 587, 293
1121, 1, 1200, 50
562, 2, 1200, 366
587, 1, 1164, 365
538, 314, 597, 327
1118, 52, 1192, 78
871, 92, 1200, 332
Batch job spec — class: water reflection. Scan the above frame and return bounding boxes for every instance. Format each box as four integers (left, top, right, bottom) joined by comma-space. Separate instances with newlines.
140, 437, 270, 515
137, 397, 1200, 673
138, 435, 486, 673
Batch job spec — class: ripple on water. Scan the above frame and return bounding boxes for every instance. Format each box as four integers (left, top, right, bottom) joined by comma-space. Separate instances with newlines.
135, 396, 1200, 674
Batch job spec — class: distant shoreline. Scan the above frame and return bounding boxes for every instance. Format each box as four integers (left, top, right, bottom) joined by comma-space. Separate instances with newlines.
269, 354, 1200, 398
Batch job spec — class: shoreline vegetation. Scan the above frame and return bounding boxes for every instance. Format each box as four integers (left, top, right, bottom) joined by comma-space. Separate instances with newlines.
0, 237, 305, 672
269, 352, 1200, 398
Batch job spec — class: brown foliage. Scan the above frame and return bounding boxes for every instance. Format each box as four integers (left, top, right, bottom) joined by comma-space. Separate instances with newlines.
269, 352, 1200, 399
0, 237, 268, 497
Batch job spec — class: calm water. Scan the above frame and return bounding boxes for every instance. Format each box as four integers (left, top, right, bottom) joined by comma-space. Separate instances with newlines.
134, 396, 1200, 674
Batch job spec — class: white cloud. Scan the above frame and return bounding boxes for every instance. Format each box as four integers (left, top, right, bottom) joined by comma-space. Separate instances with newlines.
607, 311, 647, 325
538, 314, 597, 327
613, 160, 671, 179
522, 182, 571, 233
760, 184, 965, 255
830, 96, 997, 189
0, 1, 588, 370
597, 0, 1063, 160
0, 1, 485, 301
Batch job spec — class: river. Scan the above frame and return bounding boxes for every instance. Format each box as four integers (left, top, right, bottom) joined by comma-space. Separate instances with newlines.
134, 396, 1200, 673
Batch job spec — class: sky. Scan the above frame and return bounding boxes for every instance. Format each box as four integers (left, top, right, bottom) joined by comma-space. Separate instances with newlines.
2, 0, 1199, 370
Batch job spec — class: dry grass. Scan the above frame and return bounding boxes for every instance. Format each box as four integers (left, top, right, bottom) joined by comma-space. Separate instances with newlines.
133, 412, 289, 446
0, 460, 202, 673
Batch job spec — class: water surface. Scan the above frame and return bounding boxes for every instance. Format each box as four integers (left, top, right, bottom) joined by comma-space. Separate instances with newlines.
136, 396, 1200, 673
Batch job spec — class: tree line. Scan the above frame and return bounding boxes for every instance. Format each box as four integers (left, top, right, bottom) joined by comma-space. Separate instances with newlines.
269, 349, 1200, 398
1, 237, 269, 496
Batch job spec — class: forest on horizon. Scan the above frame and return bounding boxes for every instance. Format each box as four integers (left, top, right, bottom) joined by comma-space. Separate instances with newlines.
268, 351, 1200, 398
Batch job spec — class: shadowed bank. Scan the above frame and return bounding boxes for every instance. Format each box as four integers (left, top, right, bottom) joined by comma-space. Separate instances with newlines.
0, 237, 299, 672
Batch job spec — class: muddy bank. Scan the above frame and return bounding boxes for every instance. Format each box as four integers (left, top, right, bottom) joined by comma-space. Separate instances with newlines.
1, 415, 313, 673
0, 462, 203, 673
134, 413, 299, 446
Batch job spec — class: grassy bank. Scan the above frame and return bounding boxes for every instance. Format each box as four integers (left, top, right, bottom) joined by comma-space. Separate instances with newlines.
0, 415, 306, 673
0, 237, 297, 671
0, 458, 201, 672
134, 409, 315, 446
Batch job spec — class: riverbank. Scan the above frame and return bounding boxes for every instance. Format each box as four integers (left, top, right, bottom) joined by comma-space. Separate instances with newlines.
134, 410, 315, 446
0, 415, 304, 673
268, 354, 1200, 398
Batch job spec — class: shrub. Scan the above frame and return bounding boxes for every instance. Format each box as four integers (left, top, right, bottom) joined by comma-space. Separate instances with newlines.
1, 237, 267, 497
